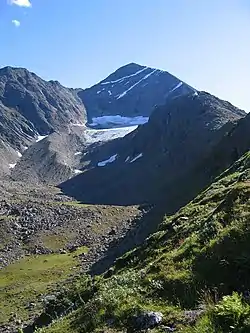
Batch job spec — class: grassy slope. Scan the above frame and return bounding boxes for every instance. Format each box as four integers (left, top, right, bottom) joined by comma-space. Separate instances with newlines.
0, 247, 88, 326
0, 185, 141, 332
41, 151, 250, 333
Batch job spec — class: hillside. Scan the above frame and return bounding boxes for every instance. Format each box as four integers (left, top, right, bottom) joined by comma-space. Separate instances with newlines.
11, 130, 88, 185
60, 91, 246, 209
37, 150, 250, 333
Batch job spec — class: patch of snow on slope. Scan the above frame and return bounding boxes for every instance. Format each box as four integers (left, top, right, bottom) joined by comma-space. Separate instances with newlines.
108, 90, 112, 96
84, 126, 137, 144
16, 151, 22, 157
169, 82, 183, 94
74, 169, 83, 174
71, 123, 85, 127
98, 154, 118, 167
130, 153, 143, 163
117, 69, 158, 99
36, 135, 48, 142
74, 152, 82, 156
9, 163, 16, 169
89, 115, 148, 127
125, 156, 130, 162
101, 67, 148, 85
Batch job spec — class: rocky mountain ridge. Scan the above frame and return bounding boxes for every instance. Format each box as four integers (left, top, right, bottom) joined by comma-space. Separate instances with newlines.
0, 66, 86, 135
60, 91, 246, 209
0, 66, 87, 175
0, 63, 195, 177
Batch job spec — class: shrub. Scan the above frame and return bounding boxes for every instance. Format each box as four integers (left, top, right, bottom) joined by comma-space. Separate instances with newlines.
211, 292, 250, 332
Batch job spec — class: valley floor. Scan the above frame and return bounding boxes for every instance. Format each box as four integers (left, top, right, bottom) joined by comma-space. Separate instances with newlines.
0, 181, 142, 333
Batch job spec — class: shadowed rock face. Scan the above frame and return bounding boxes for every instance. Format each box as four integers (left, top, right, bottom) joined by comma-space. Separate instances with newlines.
77, 62, 195, 124
60, 91, 246, 209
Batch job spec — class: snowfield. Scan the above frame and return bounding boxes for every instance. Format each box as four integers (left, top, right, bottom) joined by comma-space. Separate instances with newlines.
98, 154, 118, 167
36, 135, 48, 142
83, 126, 138, 144
71, 118, 146, 145
89, 115, 149, 127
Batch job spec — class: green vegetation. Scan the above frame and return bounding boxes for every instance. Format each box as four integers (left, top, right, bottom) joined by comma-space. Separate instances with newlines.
50, 200, 91, 208
184, 293, 250, 333
39, 151, 250, 332
41, 233, 73, 251
0, 246, 88, 325
36, 316, 77, 333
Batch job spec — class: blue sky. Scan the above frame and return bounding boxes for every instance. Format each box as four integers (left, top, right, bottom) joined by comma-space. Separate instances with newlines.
1, 0, 250, 111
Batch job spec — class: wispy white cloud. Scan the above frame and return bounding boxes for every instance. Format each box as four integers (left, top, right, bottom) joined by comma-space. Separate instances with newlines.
8, 0, 32, 8
12, 19, 21, 27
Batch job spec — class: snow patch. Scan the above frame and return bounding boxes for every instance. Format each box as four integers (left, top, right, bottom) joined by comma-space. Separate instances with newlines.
74, 152, 82, 156
16, 151, 22, 158
101, 67, 148, 85
125, 156, 130, 162
117, 69, 158, 99
9, 163, 16, 169
169, 82, 183, 94
71, 123, 85, 127
89, 115, 149, 127
74, 169, 83, 174
108, 90, 112, 96
36, 135, 48, 142
98, 154, 118, 167
84, 126, 137, 144
130, 153, 143, 163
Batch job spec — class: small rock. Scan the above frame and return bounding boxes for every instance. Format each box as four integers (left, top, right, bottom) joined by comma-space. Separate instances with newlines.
133, 311, 163, 331
68, 245, 78, 253
179, 216, 189, 221
108, 228, 116, 236
162, 325, 176, 332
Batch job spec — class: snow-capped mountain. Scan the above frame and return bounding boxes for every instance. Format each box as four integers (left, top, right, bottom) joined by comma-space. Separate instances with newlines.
1, 62, 246, 190
0, 62, 197, 178
78, 63, 196, 128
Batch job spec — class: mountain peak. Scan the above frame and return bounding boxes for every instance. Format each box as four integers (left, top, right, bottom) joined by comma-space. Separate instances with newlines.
78, 63, 196, 123
0, 65, 33, 75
